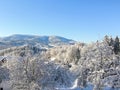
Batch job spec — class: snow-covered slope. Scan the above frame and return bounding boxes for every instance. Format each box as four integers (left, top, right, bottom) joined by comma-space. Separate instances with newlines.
0, 35, 120, 90
0, 34, 75, 50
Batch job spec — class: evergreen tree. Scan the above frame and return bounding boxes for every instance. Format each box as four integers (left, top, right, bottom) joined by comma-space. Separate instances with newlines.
109, 37, 114, 46
114, 36, 120, 54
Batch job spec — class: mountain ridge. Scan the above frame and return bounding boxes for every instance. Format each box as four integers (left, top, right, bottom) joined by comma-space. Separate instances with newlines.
0, 34, 76, 50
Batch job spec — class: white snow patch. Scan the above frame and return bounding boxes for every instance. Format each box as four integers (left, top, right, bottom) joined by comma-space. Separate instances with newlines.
50, 57, 56, 61
0, 80, 12, 90
56, 78, 80, 90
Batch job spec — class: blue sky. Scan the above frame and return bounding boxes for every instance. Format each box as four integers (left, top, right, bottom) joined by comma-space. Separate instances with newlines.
0, 0, 120, 42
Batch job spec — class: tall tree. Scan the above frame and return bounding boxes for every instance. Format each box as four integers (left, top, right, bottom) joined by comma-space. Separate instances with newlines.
109, 37, 114, 46
114, 36, 120, 54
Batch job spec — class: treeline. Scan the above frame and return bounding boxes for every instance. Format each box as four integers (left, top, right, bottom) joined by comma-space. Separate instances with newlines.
104, 35, 120, 54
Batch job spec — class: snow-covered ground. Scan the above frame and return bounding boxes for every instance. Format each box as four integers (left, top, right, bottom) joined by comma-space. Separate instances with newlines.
56, 78, 115, 90
56, 79, 93, 90
0, 80, 11, 90
0, 79, 117, 90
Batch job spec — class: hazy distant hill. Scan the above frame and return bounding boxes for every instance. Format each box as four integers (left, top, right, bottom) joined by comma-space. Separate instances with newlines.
0, 34, 75, 50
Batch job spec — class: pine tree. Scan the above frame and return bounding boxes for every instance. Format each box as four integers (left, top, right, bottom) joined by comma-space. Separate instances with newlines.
109, 37, 114, 46
114, 36, 120, 54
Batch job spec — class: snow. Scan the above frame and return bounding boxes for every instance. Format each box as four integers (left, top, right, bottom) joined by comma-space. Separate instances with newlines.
56, 79, 79, 90
0, 56, 5, 61
0, 36, 120, 90
55, 78, 79, 90
0, 80, 11, 90
51, 57, 56, 61
70, 78, 79, 89
56, 85, 116, 90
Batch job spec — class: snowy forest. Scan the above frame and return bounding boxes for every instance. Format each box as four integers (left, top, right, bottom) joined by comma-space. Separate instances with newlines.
0, 35, 120, 90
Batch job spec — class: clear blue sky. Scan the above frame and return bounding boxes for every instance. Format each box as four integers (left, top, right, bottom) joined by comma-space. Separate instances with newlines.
0, 0, 120, 42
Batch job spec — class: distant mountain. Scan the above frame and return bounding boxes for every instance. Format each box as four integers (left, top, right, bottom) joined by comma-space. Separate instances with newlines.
0, 34, 75, 50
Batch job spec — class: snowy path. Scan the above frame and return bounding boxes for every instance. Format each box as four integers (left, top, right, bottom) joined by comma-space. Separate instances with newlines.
56, 79, 81, 90
56, 78, 94, 90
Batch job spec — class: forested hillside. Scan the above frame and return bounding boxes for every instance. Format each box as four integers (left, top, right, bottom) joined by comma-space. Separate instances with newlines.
0, 35, 120, 90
